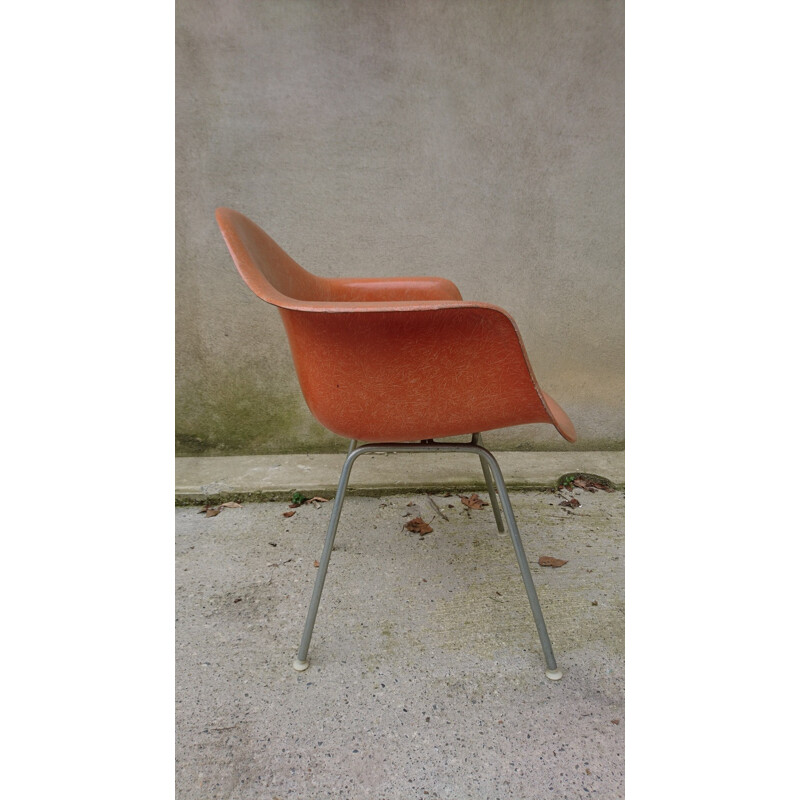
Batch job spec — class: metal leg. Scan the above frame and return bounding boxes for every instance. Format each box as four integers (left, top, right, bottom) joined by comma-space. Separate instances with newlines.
292, 443, 362, 671
474, 433, 504, 533
478, 447, 562, 680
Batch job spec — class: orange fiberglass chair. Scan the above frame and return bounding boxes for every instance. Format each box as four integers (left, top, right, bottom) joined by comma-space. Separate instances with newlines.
216, 207, 577, 680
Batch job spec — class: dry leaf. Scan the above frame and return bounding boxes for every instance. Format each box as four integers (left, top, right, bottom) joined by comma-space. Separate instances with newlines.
538, 556, 568, 568
559, 498, 580, 509
204, 507, 221, 517
308, 496, 330, 503
314, 560, 320, 568
572, 476, 613, 492
404, 517, 433, 535
282, 511, 296, 518
288, 502, 301, 509
611, 719, 620, 725
461, 493, 488, 510
220, 501, 242, 508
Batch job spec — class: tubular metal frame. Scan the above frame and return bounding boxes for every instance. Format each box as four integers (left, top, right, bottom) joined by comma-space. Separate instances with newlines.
292, 437, 562, 679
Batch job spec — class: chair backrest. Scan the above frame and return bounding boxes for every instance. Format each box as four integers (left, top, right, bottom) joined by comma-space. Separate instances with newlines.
215, 207, 330, 306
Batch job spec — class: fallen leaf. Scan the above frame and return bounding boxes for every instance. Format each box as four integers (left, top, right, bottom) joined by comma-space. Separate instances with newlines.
539, 556, 568, 568
308, 496, 330, 503
559, 473, 614, 492
461, 493, 489, 509
404, 517, 433, 535
288, 502, 301, 509
314, 560, 320, 568
204, 507, 221, 517
611, 719, 620, 725
220, 501, 242, 508
558, 498, 580, 509
573, 475, 614, 492
282, 511, 296, 518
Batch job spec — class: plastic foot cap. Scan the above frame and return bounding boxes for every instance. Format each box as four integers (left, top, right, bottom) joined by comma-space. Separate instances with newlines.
545, 668, 563, 681
293, 658, 310, 672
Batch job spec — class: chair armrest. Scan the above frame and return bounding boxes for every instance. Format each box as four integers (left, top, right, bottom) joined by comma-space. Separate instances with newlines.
280, 302, 576, 443
324, 276, 463, 302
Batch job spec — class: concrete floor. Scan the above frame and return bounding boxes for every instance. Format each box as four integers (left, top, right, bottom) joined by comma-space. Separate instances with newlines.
176, 481, 624, 799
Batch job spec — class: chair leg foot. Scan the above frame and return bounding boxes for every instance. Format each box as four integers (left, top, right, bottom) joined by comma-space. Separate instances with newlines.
293, 658, 310, 672
545, 668, 563, 681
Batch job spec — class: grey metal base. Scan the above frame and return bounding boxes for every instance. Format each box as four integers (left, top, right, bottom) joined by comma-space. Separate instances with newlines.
294, 436, 561, 677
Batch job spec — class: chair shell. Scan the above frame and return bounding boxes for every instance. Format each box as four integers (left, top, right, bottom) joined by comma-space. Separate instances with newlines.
215, 207, 576, 444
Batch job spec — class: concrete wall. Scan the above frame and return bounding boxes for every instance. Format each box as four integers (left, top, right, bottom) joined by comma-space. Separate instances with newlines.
176, 0, 624, 455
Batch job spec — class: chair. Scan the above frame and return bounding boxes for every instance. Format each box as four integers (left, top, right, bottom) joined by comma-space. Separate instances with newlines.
215, 207, 577, 679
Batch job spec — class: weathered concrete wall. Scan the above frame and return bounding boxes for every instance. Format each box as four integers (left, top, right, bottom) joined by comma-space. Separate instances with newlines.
176, 0, 624, 455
